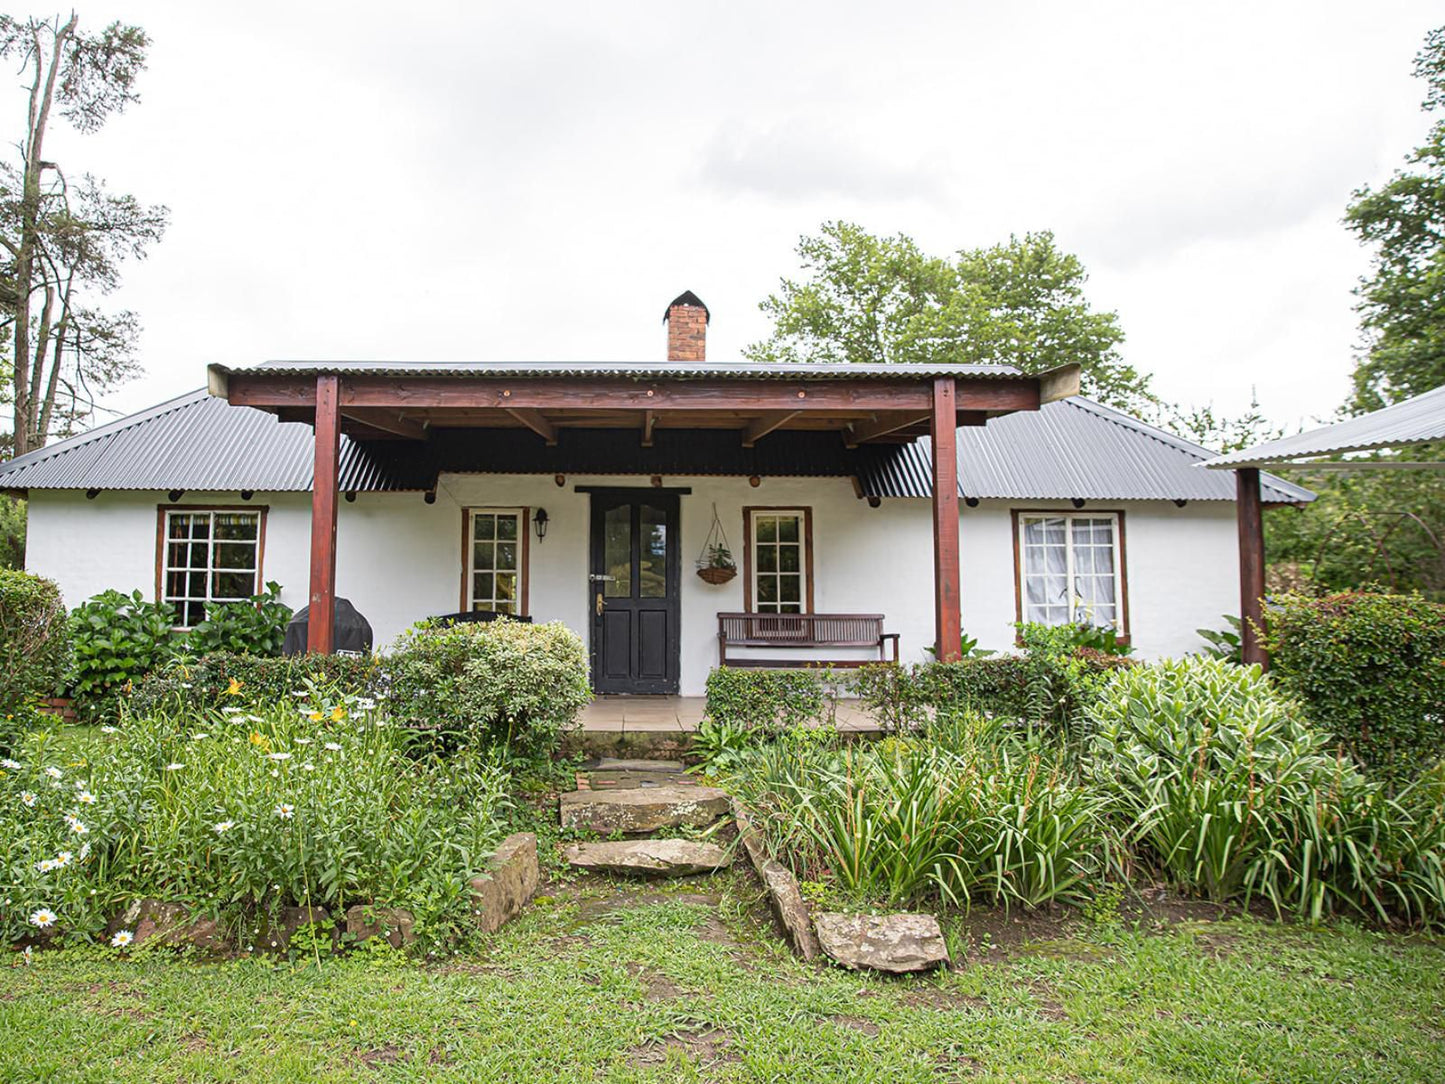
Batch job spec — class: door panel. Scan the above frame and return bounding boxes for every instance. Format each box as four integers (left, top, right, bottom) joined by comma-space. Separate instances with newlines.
589, 492, 681, 694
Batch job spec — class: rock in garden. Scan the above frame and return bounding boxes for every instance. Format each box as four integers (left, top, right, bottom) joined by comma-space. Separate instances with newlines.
344, 905, 416, 949
563, 839, 731, 876
731, 799, 820, 960
469, 831, 539, 934
262, 905, 332, 954
558, 785, 729, 834
813, 913, 951, 974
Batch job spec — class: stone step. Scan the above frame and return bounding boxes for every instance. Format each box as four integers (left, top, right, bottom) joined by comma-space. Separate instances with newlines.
582, 757, 685, 773
582, 770, 697, 791
563, 839, 732, 876
559, 784, 729, 834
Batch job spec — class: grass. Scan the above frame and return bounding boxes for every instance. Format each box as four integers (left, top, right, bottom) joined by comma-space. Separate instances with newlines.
0, 869, 1441, 1082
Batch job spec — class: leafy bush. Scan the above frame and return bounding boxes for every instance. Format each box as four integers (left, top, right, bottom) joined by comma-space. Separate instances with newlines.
1262, 591, 1445, 782
1087, 657, 1445, 923
68, 589, 182, 721
0, 571, 69, 748
1195, 614, 1243, 663
387, 619, 589, 756
704, 667, 831, 733
187, 582, 292, 657
128, 652, 383, 718
0, 687, 512, 948
726, 715, 1108, 910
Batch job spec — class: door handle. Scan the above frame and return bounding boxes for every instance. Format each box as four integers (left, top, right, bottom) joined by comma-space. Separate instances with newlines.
595, 592, 604, 617
588, 574, 615, 582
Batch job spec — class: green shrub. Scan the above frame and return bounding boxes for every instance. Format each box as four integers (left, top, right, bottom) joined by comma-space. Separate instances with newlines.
0, 571, 69, 747
186, 582, 292, 657
387, 619, 589, 757
1262, 591, 1445, 782
128, 652, 383, 718
68, 589, 182, 721
704, 667, 830, 732
725, 714, 1107, 909
0, 688, 512, 949
1087, 656, 1445, 923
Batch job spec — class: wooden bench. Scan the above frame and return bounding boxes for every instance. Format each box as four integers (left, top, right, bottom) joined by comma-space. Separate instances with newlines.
717, 612, 899, 668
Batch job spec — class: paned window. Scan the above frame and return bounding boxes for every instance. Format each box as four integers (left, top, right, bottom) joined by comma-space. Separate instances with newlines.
161, 509, 263, 627
749, 509, 810, 614
469, 509, 524, 614
1017, 513, 1124, 630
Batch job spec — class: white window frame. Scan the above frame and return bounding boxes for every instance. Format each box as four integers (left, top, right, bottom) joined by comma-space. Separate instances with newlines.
747, 508, 811, 614
1015, 511, 1126, 634
159, 507, 265, 629
465, 507, 527, 615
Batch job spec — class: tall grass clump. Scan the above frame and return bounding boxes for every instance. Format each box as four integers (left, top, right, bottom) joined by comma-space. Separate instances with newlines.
0, 684, 512, 948
725, 714, 1108, 910
1087, 657, 1445, 924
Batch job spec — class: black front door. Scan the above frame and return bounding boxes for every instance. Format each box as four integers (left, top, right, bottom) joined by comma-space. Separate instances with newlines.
589, 491, 681, 694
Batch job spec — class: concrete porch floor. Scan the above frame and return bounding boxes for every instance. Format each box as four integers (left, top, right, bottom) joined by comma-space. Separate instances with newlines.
577, 696, 880, 734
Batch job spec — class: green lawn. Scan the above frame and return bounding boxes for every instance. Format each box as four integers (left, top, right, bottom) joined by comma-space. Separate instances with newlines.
0, 871, 1441, 1083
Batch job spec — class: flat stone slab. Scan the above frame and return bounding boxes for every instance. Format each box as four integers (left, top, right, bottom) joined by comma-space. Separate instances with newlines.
732, 799, 819, 960
814, 912, 951, 974
559, 784, 729, 834
564, 839, 731, 876
469, 832, 540, 934
583, 771, 699, 790
583, 758, 685, 773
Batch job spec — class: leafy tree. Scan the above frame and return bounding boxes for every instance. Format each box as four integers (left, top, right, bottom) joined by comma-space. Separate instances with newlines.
0, 12, 167, 457
0, 494, 23, 568
1164, 392, 1284, 454
1344, 26, 1445, 413
745, 222, 1159, 414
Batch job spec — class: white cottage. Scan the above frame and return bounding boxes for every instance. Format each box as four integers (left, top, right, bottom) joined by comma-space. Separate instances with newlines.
0, 294, 1311, 695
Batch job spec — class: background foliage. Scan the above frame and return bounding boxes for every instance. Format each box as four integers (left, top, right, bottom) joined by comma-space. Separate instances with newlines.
0, 569, 68, 749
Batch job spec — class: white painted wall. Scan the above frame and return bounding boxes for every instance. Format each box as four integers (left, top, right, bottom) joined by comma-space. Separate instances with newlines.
25, 480, 1240, 694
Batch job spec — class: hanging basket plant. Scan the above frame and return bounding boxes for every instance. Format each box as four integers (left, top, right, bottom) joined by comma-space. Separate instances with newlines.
696, 504, 738, 585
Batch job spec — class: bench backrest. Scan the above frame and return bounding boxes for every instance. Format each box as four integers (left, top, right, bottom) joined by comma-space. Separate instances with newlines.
717, 612, 886, 647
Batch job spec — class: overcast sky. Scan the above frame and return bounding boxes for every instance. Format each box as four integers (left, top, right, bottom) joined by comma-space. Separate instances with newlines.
26, 1, 1444, 432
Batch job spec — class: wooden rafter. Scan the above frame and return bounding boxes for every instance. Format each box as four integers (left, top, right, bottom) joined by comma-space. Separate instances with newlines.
845, 412, 931, 447
741, 410, 800, 447
504, 407, 558, 446
340, 409, 427, 441
641, 410, 656, 448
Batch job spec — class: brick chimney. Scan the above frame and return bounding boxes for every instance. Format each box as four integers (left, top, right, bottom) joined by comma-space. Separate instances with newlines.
663, 290, 709, 361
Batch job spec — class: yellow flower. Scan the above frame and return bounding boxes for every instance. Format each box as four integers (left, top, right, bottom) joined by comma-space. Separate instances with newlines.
226, 678, 243, 696
330, 706, 346, 723
309, 711, 323, 722
248, 731, 271, 753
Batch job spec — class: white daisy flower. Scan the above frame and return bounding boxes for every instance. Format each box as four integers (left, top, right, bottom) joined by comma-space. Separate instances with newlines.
357, 698, 377, 711
55, 851, 73, 867
43, 767, 62, 780
62, 813, 78, 827
35, 859, 57, 872
76, 791, 96, 805
301, 763, 315, 772
78, 842, 90, 860
110, 929, 134, 948
180, 682, 193, 689
264, 752, 291, 761
0, 758, 21, 770
29, 908, 56, 929
291, 691, 308, 698
222, 707, 245, 714
20, 791, 36, 807
164, 763, 184, 771
214, 820, 235, 834
100, 725, 120, 734
68, 819, 89, 835
323, 742, 342, 752
275, 803, 295, 820
293, 738, 313, 746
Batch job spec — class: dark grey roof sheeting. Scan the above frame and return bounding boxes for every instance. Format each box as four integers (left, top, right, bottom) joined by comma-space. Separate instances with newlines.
856, 397, 1313, 503
0, 387, 1313, 504
0, 391, 436, 492
210, 359, 1030, 380
1206, 383, 1445, 467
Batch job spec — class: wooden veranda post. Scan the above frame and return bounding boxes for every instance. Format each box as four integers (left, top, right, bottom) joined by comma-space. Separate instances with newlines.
308, 374, 342, 653
931, 376, 962, 662
1236, 467, 1267, 669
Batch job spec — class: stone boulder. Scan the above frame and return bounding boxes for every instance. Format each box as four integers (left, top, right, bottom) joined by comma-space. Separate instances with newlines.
813, 912, 950, 974
558, 785, 729, 834
469, 831, 539, 934
344, 905, 416, 949
732, 799, 820, 961
563, 839, 731, 876
260, 905, 332, 955
110, 899, 225, 952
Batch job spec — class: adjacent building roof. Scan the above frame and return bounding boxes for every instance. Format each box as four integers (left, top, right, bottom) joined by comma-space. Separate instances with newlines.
208, 358, 1038, 381
0, 386, 1312, 504
1205, 384, 1445, 468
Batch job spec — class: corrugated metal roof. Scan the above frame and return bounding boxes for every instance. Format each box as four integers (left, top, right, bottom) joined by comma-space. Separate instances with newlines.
210, 358, 1032, 381
0, 387, 1313, 504
1206, 383, 1445, 468
857, 397, 1313, 503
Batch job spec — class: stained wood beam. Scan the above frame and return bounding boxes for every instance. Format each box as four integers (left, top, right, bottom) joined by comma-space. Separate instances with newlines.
741, 410, 800, 447
845, 412, 931, 447
1236, 468, 1268, 669
223, 373, 1044, 415
340, 409, 427, 440
641, 410, 657, 447
931, 377, 962, 662
504, 407, 558, 445
308, 375, 341, 654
